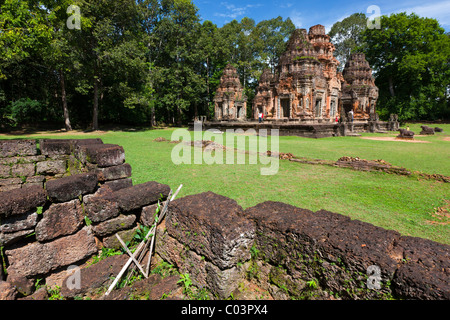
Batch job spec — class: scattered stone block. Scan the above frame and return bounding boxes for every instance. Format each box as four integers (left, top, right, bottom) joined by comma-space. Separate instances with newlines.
35, 199, 84, 242
0, 140, 37, 157
434, 127, 443, 133
6, 226, 98, 278
0, 185, 47, 218
46, 172, 98, 202
420, 125, 435, 135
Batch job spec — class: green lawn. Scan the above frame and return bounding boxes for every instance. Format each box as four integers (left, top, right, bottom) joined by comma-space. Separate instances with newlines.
1, 123, 449, 244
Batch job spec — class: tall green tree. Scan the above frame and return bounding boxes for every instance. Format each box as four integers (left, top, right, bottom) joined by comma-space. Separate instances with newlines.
361, 12, 450, 121
328, 13, 367, 70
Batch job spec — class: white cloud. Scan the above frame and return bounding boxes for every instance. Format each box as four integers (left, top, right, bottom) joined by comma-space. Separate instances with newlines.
215, 2, 263, 20
289, 10, 302, 28
396, 1, 450, 26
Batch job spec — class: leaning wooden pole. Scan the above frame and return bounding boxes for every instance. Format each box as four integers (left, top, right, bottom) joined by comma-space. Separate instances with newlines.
104, 184, 182, 296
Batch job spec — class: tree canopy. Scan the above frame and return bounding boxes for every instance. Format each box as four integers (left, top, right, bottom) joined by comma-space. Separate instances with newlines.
0, 1, 448, 130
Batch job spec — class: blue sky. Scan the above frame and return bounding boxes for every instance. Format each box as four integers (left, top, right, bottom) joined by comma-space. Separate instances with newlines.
192, 0, 450, 32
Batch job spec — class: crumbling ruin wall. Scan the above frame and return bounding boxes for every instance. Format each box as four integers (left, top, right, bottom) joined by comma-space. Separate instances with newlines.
0, 139, 170, 297
158, 193, 449, 300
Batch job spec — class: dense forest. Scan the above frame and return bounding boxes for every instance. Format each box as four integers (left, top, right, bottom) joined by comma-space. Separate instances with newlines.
0, 0, 449, 131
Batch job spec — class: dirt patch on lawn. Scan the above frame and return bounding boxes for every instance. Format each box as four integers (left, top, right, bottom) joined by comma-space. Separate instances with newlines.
426, 200, 450, 226
360, 136, 431, 143
443, 137, 450, 142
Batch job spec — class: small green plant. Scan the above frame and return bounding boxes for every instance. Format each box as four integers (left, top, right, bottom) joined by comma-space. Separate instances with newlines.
47, 286, 64, 300
306, 279, 318, 289
178, 273, 193, 295
250, 244, 260, 259
36, 206, 43, 215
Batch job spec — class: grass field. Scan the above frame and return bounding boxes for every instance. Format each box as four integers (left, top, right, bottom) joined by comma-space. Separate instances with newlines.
1, 123, 449, 244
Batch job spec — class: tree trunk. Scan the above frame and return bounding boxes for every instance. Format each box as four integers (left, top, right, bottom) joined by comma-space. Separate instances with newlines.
59, 69, 72, 131
151, 106, 156, 127
388, 76, 395, 97
92, 75, 99, 131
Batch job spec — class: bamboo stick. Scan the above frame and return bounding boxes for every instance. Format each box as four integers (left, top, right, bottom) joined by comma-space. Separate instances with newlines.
104, 184, 182, 296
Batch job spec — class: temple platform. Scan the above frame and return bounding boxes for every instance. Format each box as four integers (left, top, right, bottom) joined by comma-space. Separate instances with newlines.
189, 120, 395, 139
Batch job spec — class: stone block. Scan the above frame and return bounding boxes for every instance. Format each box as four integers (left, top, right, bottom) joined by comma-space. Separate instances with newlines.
96, 163, 132, 182
243, 202, 403, 299
0, 140, 37, 157
113, 181, 170, 212
392, 236, 450, 300
92, 214, 136, 237
0, 165, 11, 178
11, 163, 35, 177
77, 144, 125, 167
25, 176, 45, 188
0, 212, 38, 234
36, 160, 67, 175
103, 178, 133, 191
6, 226, 98, 278
166, 192, 255, 270
60, 254, 129, 298
0, 229, 35, 247
141, 203, 159, 227
35, 199, 84, 242
102, 226, 138, 250
45, 172, 98, 202
0, 185, 47, 218
83, 189, 120, 223
40, 139, 103, 156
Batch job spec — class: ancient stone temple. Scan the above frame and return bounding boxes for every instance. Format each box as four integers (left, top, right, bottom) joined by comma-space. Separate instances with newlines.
341, 53, 379, 121
214, 64, 247, 121
253, 25, 343, 121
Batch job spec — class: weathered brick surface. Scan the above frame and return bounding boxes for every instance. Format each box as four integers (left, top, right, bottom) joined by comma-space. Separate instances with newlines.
0, 185, 47, 218
113, 181, 170, 212
40, 139, 103, 156
392, 236, 450, 300
77, 144, 125, 167
103, 178, 133, 191
243, 202, 449, 300
36, 160, 67, 175
83, 188, 120, 223
11, 163, 35, 177
157, 192, 255, 298
6, 227, 98, 278
96, 163, 132, 182
92, 214, 136, 237
46, 172, 98, 202
60, 254, 129, 298
0, 140, 37, 157
35, 200, 84, 242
